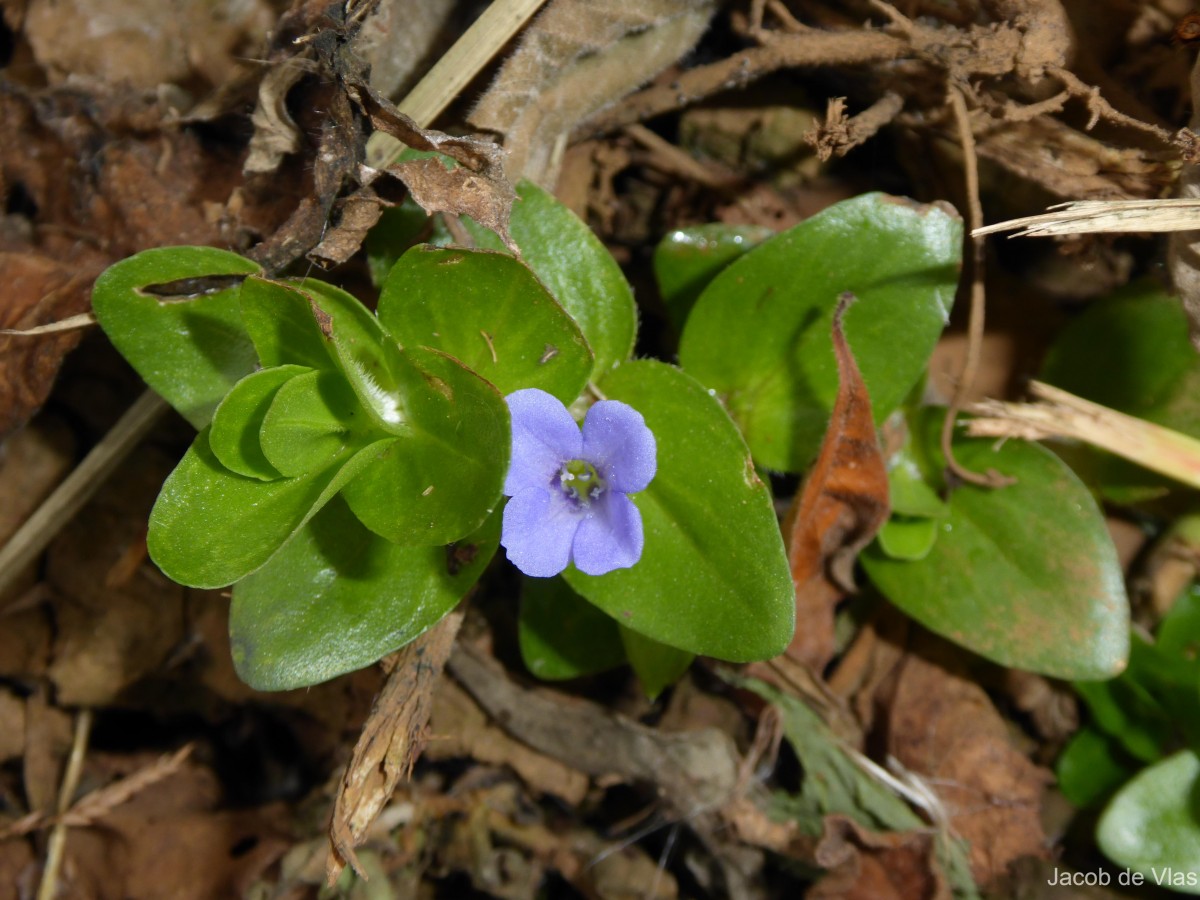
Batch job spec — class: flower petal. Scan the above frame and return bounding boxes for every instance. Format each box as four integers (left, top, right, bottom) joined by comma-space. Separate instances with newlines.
571, 491, 644, 576
505, 389, 582, 496
581, 401, 657, 493
501, 486, 581, 577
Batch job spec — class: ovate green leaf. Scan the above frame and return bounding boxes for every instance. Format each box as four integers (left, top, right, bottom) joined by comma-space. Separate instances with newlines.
209, 366, 310, 480
240, 276, 336, 371
378, 246, 593, 401
260, 369, 370, 477
875, 517, 939, 561
1097, 750, 1200, 893
148, 434, 392, 588
653, 223, 774, 331
619, 626, 693, 701
563, 360, 794, 662
92, 247, 261, 428
678, 194, 961, 471
1057, 726, 1138, 810
862, 415, 1129, 679
340, 347, 509, 545
464, 181, 637, 376
230, 498, 497, 691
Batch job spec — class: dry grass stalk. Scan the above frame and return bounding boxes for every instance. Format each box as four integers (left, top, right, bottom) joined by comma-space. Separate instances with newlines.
967, 381, 1200, 491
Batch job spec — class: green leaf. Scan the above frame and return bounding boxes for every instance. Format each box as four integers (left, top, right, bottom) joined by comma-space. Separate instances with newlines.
862, 412, 1129, 680
1041, 280, 1198, 429
260, 369, 371, 477
518, 576, 626, 681
294, 278, 410, 435
148, 433, 392, 588
1076, 633, 1200, 760
563, 360, 794, 662
378, 246, 594, 401
209, 366, 310, 481
887, 437, 948, 519
239, 276, 336, 371
1075, 659, 1173, 764
1057, 726, 1138, 809
91, 246, 261, 428
464, 180, 637, 376
340, 347, 510, 546
1097, 750, 1200, 893
619, 626, 693, 700
230, 497, 498, 691
876, 516, 939, 561
1039, 281, 1200, 497
365, 200, 438, 287
1158, 585, 1200, 663
678, 193, 961, 471
652, 223, 774, 331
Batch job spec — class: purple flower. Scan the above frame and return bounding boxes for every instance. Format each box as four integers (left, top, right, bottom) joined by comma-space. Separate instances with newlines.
501, 389, 657, 578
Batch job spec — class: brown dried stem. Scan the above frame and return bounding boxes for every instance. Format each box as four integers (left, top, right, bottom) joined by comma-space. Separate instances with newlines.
941, 84, 1013, 489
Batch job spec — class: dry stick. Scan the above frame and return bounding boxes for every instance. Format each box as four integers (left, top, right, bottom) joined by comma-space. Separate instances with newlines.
941, 84, 1013, 489
968, 381, 1200, 491
36, 708, 93, 900
0, 313, 97, 336
624, 122, 733, 188
0, 390, 168, 603
580, 29, 906, 136
365, 0, 549, 165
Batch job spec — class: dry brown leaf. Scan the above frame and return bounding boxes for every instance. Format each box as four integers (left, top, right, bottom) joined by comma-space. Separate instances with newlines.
0, 417, 75, 605
327, 611, 463, 884
809, 814, 949, 900
782, 293, 889, 671
309, 189, 387, 267
244, 58, 317, 175
46, 447, 186, 706
352, 83, 518, 252
23, 0, 272, 90
0, 838, 35, 900
0, 690, 26, 765
0, 83, 289, 433
886, 636, 1051, 884
57, 756, 290, 899
63, 746, 194, 828
0, 256, 97, 436
22, 687, 72, 814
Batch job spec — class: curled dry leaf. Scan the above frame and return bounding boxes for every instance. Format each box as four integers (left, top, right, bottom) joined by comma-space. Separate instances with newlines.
244, 58, 317, 175
353, 83, 518, 252
782, 293, 889, 671
886, 636, 1051, 884
326, 611, 463, 885
0, 255, 98, 437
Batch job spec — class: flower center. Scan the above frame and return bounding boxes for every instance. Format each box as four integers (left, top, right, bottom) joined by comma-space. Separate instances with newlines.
558, 459, 606, 507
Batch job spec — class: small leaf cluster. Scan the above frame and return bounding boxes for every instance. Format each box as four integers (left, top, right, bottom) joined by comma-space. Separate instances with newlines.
656, 199, 1131, 683
94, 183, 799, 692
